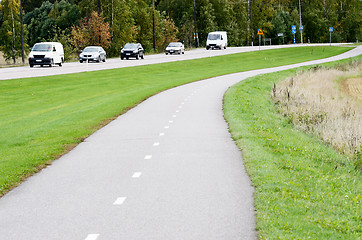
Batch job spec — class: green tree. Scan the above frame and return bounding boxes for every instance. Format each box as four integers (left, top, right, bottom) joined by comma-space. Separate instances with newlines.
0, 0, 28, 63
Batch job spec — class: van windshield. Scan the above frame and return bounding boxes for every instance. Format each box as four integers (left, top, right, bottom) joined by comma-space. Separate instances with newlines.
208, 34, 220, 40
32, 44, 52, 52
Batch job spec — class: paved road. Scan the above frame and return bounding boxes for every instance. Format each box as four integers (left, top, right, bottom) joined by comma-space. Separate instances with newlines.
0, 43, 350, 80
0, 46, 360, 240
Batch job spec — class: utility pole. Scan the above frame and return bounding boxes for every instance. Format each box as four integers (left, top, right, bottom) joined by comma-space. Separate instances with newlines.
98, 0, 101, 16
299, 0, 303, 44
193, 0, 198, 48
20, 0, 24, 64
250, 0, 253, 46
153, 0, 155, 51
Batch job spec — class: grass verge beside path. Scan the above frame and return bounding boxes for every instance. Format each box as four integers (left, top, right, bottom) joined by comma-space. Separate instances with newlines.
0, 46, 351, 196
223, 56, 361, 239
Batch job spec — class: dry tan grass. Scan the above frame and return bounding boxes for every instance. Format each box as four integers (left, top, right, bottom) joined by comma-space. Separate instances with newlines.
272, 62, 362, 163
0, 51, 28, 66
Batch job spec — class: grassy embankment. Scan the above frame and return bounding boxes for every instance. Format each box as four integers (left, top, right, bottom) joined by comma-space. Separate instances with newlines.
0, 46, 351, 196
223, 55, 361, 239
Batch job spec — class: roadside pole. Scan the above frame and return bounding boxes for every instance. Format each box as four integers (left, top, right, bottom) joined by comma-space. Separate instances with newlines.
292, 26, 296, 44
329, 27, 333, 47
257, 29, 264, 53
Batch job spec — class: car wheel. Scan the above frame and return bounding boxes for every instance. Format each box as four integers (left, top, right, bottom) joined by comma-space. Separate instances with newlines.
126, 57, 129, 60
136, 54, 139, 60
103, 58, 106, 62
58, 62, 62, 67
80, 60, 83, 63
141, 54, 144, 59
49, 59, 54, 67
30, 64, 33, 68
166, 53, 168, 55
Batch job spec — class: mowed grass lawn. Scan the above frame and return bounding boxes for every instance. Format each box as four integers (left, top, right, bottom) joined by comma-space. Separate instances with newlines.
223, 56, 361, 239
0, 46, 351, 196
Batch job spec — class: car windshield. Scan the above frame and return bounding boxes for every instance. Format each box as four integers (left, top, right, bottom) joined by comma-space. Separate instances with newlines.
124, 43, 138, 49
208, 34, 220, 40
168, 43, 179, 47
32, 44, 52, 52
83, 47, 98, 52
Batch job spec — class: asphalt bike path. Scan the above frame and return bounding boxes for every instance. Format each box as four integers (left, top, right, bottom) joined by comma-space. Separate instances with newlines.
0, 46, 360, 239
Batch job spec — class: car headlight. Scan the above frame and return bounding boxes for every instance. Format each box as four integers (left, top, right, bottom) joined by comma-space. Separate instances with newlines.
133, 50, 138, 53
121, 49, 124, 53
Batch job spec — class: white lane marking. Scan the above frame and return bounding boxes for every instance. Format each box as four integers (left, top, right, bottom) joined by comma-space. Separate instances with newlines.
113, 197, 127, 205
85, 234, 100, 240
159, 133, 165, 136
176, 110, 180, 113
132, 172, 142, 178
168, 120, 173, 123
144, 155, 152, 159
181, 102, 185, 105
153, 142, 160, 146
164, 126, 169, 129
178, 106, 182, 109
172, 115, 176, 118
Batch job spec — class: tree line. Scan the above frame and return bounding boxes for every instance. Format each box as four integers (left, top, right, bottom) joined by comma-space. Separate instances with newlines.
0, 0, 360, 63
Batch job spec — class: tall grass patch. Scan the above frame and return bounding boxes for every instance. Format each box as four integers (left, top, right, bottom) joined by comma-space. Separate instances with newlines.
223, 57, 361, 239
271, 60, 362, 169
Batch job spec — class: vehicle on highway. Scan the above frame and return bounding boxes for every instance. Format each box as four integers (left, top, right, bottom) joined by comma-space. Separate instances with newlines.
79, 46, 106, 63
206, 31, 227, 50
121, 43, 144, 60
28, 42, 64, 67
165, 42, 185, 55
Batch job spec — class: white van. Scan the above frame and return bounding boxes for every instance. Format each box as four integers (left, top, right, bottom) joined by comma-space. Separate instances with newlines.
206, 31, 227, 50
28, 42, 64, 67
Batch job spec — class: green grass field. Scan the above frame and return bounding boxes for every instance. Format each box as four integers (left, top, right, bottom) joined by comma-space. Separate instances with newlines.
0, 46, 351, 197
223, 56, 361, 239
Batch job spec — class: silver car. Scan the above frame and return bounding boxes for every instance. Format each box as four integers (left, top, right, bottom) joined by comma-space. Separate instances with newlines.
80, 46, 106, 63
165, 42, 185, 55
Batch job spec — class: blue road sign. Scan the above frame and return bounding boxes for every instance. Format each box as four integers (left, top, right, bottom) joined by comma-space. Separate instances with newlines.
292, 29, 296, 34
292, 25, 296, 30
299, 25, 303, 30
329, 27, 333, 32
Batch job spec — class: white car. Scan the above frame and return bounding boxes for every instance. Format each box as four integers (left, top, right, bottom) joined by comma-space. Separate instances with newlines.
28, 42, 64, 67
165, 42, 185, 55
80, 46, 106, 63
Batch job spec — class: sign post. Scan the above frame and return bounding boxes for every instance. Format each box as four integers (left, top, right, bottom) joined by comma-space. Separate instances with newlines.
292, 26, 296, 44
299, 25, 303, 44
329, 27, 333, 47
257, 28, 264, 53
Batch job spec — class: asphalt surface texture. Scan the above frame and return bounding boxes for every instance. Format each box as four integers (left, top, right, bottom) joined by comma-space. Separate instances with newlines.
0, 43, 351, 81
0, 45, 360, 240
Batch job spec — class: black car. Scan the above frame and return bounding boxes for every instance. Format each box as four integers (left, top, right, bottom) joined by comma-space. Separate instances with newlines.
121, 43, 144, 60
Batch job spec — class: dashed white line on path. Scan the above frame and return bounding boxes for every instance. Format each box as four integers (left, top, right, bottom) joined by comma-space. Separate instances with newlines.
132, 172, 142, 178
164, 126, 169, 129
85, 233, 100, 240
153, 142, 160, 146
144, 155, 152, 159
159, 133, 165, 136
113, 197, 127, 205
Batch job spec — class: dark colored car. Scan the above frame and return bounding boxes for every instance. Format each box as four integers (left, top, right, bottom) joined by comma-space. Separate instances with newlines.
121, 43, 144, 60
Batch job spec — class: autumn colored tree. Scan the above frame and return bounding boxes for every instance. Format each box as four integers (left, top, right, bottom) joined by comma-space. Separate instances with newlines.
71, 11, 111, 51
